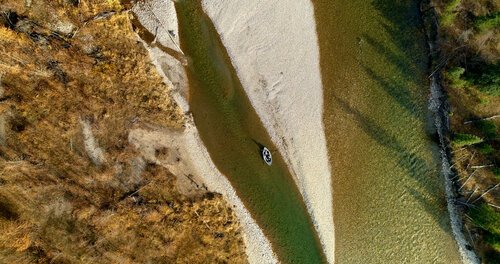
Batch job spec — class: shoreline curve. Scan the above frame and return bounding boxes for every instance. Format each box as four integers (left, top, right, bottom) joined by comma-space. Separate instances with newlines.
201, 0, 334, 262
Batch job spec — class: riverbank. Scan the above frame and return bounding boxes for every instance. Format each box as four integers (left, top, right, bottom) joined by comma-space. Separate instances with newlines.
421, 4, 481, 262
132, 2, 278, 263
200, 1, 334, 262
423, 0, 500, 262
313, 0, 463, 262
421, 2, 480, 263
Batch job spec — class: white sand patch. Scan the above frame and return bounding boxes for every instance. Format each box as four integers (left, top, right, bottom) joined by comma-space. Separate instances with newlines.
128, 124, 278, 263
132, 0, 182, 54
54, 20, 75, 35
133, 1, 278, 262
133, 1, 189, 111
182, 123, 279, 263
128, 127, 205, 196
80, 119, 106, 166
142, 44, 189, 112
202, 1, 334, 262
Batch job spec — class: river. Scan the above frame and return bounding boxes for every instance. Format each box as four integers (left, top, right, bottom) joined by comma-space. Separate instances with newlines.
175, 0, 326, 263
313, 0, 463, 262
173, 0, 465, 262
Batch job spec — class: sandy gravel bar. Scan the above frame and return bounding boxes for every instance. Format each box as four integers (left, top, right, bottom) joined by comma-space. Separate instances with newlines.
133, 1, 279, 263
201, 1, 334, 262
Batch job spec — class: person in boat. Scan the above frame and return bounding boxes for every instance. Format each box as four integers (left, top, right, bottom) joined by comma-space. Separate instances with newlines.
262, 147, 272, 166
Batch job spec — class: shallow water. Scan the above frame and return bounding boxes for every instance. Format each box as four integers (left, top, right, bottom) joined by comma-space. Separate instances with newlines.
312, 0, 462, 263
174, 1, 326, 263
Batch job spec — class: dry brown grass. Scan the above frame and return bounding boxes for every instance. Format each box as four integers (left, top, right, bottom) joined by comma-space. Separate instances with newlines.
0, 0, 246, 263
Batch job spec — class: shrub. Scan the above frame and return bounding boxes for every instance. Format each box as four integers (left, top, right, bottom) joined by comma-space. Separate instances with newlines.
485, 250, 500, 264
465, 63, 500, 96
475, 12, 500, 32
475, 71, 500, 97
493, 167, 500, 178
477, 143, 495, 155
452, 133, 483, 147
470, 204, 500, 257
441, 0, 462, 26
480, 97, 490, 105
477, 120, 498, 139
485, 232, 500, 251
469, 203, 500, 235
446, 67, 468, 89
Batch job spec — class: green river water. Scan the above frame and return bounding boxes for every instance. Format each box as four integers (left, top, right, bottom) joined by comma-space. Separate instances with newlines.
175, 1, 326, 263
174, 0, 464, 262
313, 0, 462, 263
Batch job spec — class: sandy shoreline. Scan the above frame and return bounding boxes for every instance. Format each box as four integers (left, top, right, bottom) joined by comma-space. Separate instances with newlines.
133, 0, 334, 262
128, 124, 279, 264
201, 1, 334, 262
133, 2, 278, 263
429, 77, 480, 264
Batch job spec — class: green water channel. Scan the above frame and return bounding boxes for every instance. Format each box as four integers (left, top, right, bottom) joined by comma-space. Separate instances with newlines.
313, 0, 462, 263
174, 1, 326, 263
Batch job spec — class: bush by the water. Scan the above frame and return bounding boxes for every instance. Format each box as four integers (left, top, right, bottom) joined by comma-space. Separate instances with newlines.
475, 12, 500, 32
493, 167, 500, 178
470, 204, 500, 233
441, 0, 462, 26
465, 63, 500, 96
485, 250, 500, 264
485, 232, 500, 251
446, 67, 468, 89
477, 143, 495, 155
448, 63, 500, 96
452, 133, 483, 147
470, 204, 500, 254
477, 120, 498, 139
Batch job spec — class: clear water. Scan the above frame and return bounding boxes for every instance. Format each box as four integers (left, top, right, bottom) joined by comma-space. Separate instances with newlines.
313, 0, 462, 263
175, 1, 326, 263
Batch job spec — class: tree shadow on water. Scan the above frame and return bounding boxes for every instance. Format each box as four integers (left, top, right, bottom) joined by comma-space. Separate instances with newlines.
357, 0, 431, 118
362, 64, 422, 117
405, 185, 451, 232
333, 94, 451, 233
359, 28, 428, 119
351, 0, 455, 236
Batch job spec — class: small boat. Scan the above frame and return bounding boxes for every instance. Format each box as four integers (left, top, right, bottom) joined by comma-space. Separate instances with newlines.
262, 147, 272, 166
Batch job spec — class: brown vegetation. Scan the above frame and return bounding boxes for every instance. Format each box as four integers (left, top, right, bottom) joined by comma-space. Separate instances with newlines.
0, 0, 246, 263
432, 0, 499, 261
